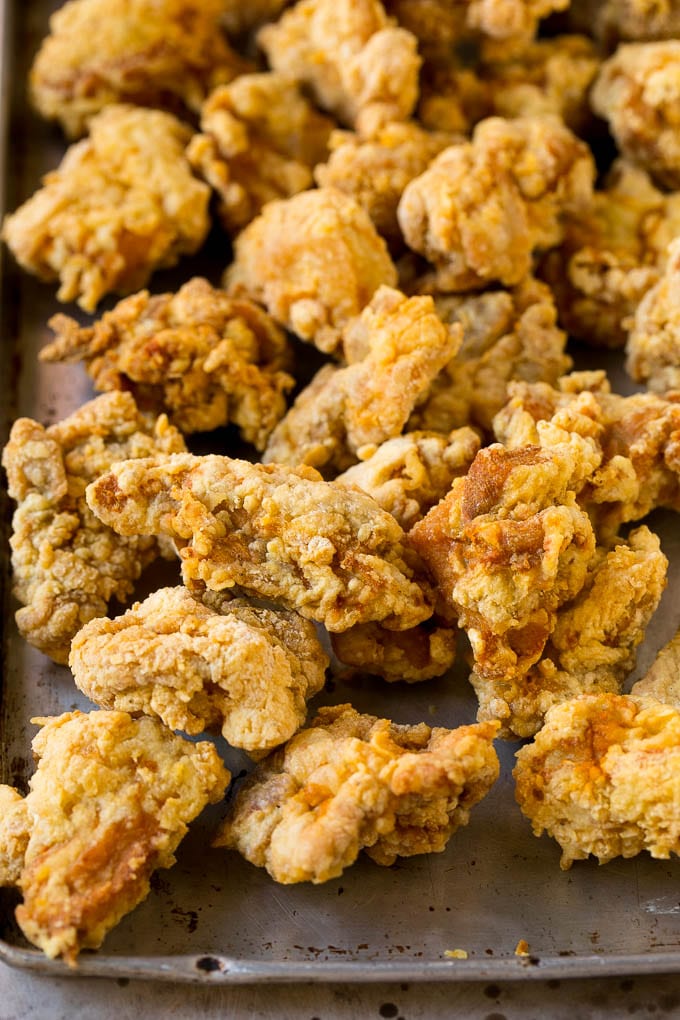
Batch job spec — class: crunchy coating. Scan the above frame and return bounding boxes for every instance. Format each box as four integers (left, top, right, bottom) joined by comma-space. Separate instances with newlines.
70, 587, 328, 753
1, 392, 186, 664
257, 0, 421, 136
627, 236, 680, 394
225, 188, 398, 355
595, 0, 680, 43
263, 287, 461, 474
631, 628, 680, 706
514, 694, 680, 868
331, 619, 458, 682
86, 452, 434, 632
0, 711, 229, 964
418, 63, 493, 135
1, 105, 210, 313
397, 116, 594, 291
40, 278, 294, 447
215, 703, 499, 882
187, 74, 334, 233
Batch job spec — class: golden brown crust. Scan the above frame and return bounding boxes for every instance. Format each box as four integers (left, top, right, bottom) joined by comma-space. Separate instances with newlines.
331, 618, 458, 682
631, 628, 680, 707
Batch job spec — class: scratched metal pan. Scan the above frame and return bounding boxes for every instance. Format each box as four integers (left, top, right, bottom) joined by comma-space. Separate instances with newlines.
3, 0, 680, 985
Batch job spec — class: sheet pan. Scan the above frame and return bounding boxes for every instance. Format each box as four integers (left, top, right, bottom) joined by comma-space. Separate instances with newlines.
2, 0, 680, 983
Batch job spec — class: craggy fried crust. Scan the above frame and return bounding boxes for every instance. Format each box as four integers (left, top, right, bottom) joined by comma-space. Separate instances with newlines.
40, 277, 294, 447
631, 628, 680, 706
70, 587, 328, 753
215, 704, 499, 882
86, 453, 434, 632
331, 618, 458, 682
0, 711, 229, 964
1, 392, 186, 664
627, 236, 680, 394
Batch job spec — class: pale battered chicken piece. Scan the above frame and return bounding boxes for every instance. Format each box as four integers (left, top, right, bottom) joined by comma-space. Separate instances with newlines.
263, 287, 461, 473
29, 0, 247, 139
0, 711, 229, 964
397, 116, 595, 292
257, 0, 421, 137
627, 236, 680, 394
314, 122, 457, 246
223, 0, 293, 35
471, 526, 667, 737
514, 693, 680, 868
334, 427, 480, 528
86, 453, 434, 632
331, 618, 458, 682
215, 703, 499, 882
2, 105, 210, 313
39, 278, 294, 448
631, 628, 680, 706
0, 788, 30, 887
70, 587, 328, 754
591, 43, 680, 191
225, 188, 398, 355
408, 277, 571, 434
1, 392, 186, 665
465, 0, 570, 56
187, 74, 334, 233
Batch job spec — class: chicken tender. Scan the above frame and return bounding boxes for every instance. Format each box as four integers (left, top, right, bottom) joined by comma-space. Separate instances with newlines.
331, 619, 458, 682
2, 392, 186, 664
2, 105, 210, 313
40, 278, 294, 447
86, 453, 433, 632
627, 236, 680, 394
187, 74, 334, 233
263, 287, 461, 474
257, 0, 421, 136
0, 711, 229, 964
70, 587, 328, 754
631, 628, 680, 706
514, 693, 680, 868
215, 703, 499, 882
397, 116, 594, 291
225, 188, 398, 355
29, 0, 247, 138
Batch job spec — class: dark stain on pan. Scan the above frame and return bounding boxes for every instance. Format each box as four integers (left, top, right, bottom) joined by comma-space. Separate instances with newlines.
170, 906, 199, 934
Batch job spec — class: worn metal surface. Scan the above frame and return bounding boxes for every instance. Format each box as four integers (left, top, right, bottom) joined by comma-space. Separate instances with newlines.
2, 0, 680, 985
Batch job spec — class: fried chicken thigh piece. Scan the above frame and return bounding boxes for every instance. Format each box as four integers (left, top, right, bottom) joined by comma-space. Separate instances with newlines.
70, 587, 328, 753
627, 236, 680, 394
0, 711, 229, 964
215, 704, 499, 882
514, 694, 680, 868
397, 116, 594, 291
225, 188, 397, 355
86, 453, 433, 632
2, 392, 186, 664
263, 287, 461, 474
331, 618, 458, 682
40, 278, 294, 447
2, 105, 210, 313
187, 74, 334, 233
257, 0, 421, 136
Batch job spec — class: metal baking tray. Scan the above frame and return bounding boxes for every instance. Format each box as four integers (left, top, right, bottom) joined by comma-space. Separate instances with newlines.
2, 0, 680, 984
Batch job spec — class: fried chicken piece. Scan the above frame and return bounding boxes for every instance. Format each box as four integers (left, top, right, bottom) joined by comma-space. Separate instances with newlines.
263, 287, 461, 474
86, 453, 433, 632
384, 0, 468, 63
627, 236, 680, 394
465, 0, 570, 57
225, 188, 398, 355
397, 116, 594, 291
2, 105, 210, 313
70, 587, 328, 754
29, 0, 247, 139
39, 278, 294, 448
418, 63, 493, 135
472, 526, 667, 737
331, 618, 458, 681
1, 392, 186, 665
0, 788, 30, 887
591, 43, 680, 191
214, 703, 499, 882
595, 0, 680, 43
514, 693, 680, 868
257, 0, 421, 136
223, 0, 293, 35
186, 74, 334, 234
631, 628, 680, 706
0, 711, 229, 964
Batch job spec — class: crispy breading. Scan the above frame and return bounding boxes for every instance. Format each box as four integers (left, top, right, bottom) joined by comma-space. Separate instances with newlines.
331, 619, 458, 681
214, 703, 499, 882
627, 236, 680, 394
263, 287, 461, 474
223, 0, 293, 35
257, 0, 421, 136
40, 278, 294, 447
86, 453, 434, 632
631, 628, 680, 706
514, 694, 680, 868
397, 116, 594, 291
0, 711, 229, 964
465, 0, 570, 54
187, 74, 334, 233
225, 188, 398, 355
1, 105, 210, 313
1, 392, 186, 665
0, 788, 30, 888
591, 42, 680, 191
28, 0, 247, 139
595, 0, 680, 43
418, 63, 493, 135
70, 587, 327, 753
